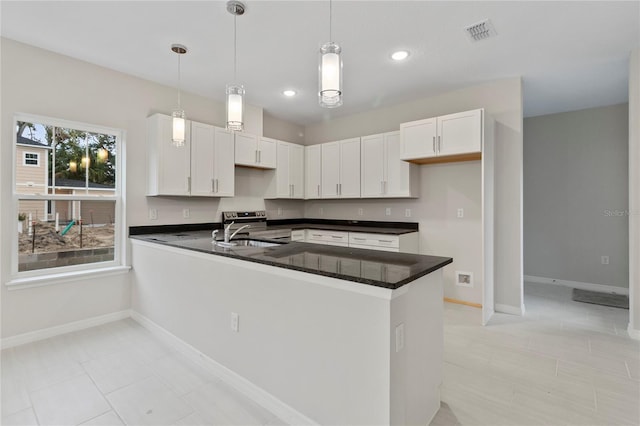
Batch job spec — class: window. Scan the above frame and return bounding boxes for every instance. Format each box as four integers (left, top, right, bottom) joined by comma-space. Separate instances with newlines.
23, 152, 39, 166
12, 114, 125, 281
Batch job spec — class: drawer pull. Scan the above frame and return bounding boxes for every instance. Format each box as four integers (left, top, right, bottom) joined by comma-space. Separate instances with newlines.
353, 237, 365, 241
331, 235, 343, 239
379, 240, 394, 243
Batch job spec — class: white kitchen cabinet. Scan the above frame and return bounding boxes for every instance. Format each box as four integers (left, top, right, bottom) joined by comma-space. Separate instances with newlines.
400, 108, 483, 163
348, 231, 418, 253
147, 114, 234, 197
305, 145, 322, 199
290, 229, 305, 241
268, 141, 304, 199
234, 133, 276, 169
190, 123, 234, 197
321, 137, 361, 198
305, 229, 349, 247
147, 113, 192, 196
361, 131, 418, 198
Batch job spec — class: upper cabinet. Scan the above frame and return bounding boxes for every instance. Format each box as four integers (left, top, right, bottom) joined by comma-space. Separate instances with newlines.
147, 113, 192, 196
400, 108, 483, 164
234, 133, 277, 169
361, 131, 418, 198
147, 113, 234, 197
321, 138, 361, 198
266, 141, 304, 199
305, 145, 322, 199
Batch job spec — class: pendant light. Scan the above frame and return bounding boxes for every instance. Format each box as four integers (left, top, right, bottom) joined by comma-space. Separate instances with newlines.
319, 0, 342, 108
171, 43, 188, 146
226, 1, 245, 132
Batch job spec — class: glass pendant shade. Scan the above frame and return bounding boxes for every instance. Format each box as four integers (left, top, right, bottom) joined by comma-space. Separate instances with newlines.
226, 84, 244, 132
172, 109, 186, 146
319, 42, 343, 108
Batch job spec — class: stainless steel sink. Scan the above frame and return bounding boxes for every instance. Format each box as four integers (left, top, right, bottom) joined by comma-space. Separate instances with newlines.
215, 239, 282, 248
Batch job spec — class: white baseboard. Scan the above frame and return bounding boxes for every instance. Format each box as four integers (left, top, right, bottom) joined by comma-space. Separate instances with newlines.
0, 309, 131, 350
495, 303, 525, 316
130, 311, 318, 426
628, 324, 640, 341
524, 275, 629, 295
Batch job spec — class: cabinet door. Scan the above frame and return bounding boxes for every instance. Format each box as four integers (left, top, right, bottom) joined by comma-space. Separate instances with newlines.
321, 142, 340, 198
276, 142, 291, 198
213, 127, 235, 196
290, 144, 304, 198
305, 145, 322, 199
148, 114, 191, 196
234, 132, 258, 166
190, 121, 215, 196
399, 117, 437, 160
384, 131, 411, 197
258, 137, 277, 169
437, 109, 482, 156
360, 134, 385, 197
339, 138, 361, 198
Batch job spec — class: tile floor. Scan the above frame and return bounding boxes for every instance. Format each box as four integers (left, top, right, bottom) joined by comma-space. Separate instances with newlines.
432, 282, 640, 426
1, 281, 638, 425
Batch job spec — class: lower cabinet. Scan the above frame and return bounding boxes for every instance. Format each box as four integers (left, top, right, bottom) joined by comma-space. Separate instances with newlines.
302, 229, 418, 253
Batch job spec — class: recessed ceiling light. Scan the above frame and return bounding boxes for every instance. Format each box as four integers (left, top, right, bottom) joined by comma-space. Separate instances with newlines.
283, 90, 297, 97
391, 50, 410, 61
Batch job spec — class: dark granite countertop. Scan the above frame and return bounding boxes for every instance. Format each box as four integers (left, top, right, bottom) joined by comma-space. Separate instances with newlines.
129, 218, 418, 237
130, 231, 452, 290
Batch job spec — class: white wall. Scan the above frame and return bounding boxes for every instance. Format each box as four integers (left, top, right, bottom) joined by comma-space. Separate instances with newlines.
0, 38, 302, 338
524, 104, 629, 289
303, 78, 524, 310
629, 48, 640, 338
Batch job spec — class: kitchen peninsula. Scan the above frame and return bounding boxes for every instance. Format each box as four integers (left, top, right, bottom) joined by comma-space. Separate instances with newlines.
130, 230, 452, 425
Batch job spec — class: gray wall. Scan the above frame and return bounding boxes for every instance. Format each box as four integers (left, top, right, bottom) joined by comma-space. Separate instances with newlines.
524, 104, 629, 288
628, 48, 639, 335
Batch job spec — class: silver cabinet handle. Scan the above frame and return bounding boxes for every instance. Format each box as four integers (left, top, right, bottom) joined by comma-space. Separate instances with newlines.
438, 135, 441, 152
255, 150, 258, 163
317, 184, 320, 197
331, 235, 342, 239
258, 150, 261, 163
211, 178, 215, 193
433, 136, 436, 153
336, 183, 339, 196
216, 178, 219, 193
339, 183, 342, 195
379, 239, 393, 243
354, 237, 365, 241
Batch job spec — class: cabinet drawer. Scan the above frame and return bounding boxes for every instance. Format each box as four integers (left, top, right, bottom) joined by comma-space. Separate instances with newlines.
291, 230, 305, 241
306, 229, 349, 245
348, 233, 399, 249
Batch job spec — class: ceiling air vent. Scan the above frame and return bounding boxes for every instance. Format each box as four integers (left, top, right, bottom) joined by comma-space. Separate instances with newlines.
464, 19, 497, 42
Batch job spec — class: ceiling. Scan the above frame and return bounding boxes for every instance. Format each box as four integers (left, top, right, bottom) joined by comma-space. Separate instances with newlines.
1, 1, 638, 126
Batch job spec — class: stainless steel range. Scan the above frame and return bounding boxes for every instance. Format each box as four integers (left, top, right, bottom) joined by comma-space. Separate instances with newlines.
222, 210, 291, 240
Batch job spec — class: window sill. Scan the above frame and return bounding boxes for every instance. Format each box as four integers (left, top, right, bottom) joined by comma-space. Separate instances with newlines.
5, 265, 131, 290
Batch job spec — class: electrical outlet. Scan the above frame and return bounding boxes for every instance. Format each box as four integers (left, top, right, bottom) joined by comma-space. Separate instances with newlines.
358, 208, 364, 216
277, 207, 283, 216
457, 208, 464, 218
182, 208, 190, 219
231, 312, 239, 332
601, 256, 610, 265
395, 323, 405, 353
405, 209, 411, 218
149, 208, 158, 220
386, 207, 391, 216
456, 271, 473, 287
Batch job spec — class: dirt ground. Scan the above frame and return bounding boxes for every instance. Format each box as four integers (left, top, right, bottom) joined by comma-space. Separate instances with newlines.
19, 221, 114, 254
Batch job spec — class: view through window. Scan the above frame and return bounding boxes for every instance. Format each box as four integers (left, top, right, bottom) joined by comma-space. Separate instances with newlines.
15, 118, 121, 273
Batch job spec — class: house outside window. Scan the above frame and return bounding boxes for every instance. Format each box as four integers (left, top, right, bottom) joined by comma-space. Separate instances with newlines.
12, 114, 125, 280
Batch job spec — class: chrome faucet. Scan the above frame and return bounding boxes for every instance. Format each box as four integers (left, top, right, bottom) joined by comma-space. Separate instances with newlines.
224, 222, 251, 243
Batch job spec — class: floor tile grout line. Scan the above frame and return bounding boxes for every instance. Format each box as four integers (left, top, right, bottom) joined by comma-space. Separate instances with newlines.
82, 367, 124, 425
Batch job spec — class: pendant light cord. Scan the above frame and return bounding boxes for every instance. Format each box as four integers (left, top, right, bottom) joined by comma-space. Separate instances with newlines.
177, 53, 182, 109
234, 14, 238, 83
329, 0, 333, 42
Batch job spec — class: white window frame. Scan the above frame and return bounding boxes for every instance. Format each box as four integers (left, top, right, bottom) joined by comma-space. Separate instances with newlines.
23, 151, 40, 167
8, 113, 129, 288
